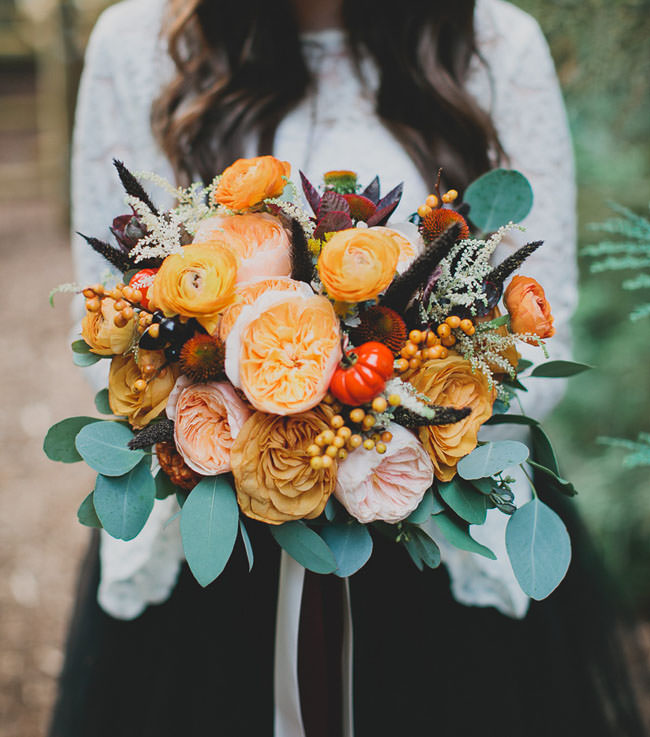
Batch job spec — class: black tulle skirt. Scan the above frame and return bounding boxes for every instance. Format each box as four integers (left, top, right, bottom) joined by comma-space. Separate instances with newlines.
48, 485, 646, 737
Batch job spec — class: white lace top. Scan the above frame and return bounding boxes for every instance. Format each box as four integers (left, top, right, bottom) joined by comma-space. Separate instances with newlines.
71, 0, 577, 622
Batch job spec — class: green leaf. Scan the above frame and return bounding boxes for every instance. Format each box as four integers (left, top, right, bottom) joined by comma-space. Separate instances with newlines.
94, 458, 155, 541
154, 470, 178, 500
409, 527, 441, 570
486, 413, 539, 428
77, 492, 102, 528
406, 489, 436, 524
320, 521, 373, 577
506, 499, 571, 600
73, 351, 101, 367
531, 425, 560, 476
457, 440, 529, 480
431, 491, 446, 515
44, 416, 101, 463
470, 477, 496, 496
438, 478, 487, 524
530, 360, 592, 378
270, 521, 337, 574
404, 536, 424, 570
71, 339, 92, 354
75, 421, 143, 476
180, 477, 239, 587
94, 388, 112, 415
528, 460, 578, 497
324, 496, 338, 522
431, 514, 497, 560
516, 359, 533, 373
176, 491, 187, 508
239, 520, 254, 572
464, 169, 533, 232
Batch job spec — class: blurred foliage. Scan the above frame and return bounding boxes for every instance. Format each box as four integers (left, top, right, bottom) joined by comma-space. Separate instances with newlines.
514, 0, 650, 610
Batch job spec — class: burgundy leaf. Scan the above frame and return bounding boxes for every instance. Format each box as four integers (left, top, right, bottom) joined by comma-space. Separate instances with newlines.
366, 200, 401, 227
342, 194, 377, 222
314, 211, 354, 239
318, 190, 350, 219
375, 182, 404, 213
361, 175, 380, 204
300, 171, 321, 215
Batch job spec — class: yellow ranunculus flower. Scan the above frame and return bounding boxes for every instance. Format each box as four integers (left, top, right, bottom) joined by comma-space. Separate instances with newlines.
317, 227, 399, 303
108, 352, 179, 429
81, 297, 135, 355
150, 243, 238, 334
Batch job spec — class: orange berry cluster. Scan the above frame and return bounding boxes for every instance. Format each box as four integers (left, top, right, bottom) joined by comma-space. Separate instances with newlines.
83, 282, 145, 328
308, 393, 402, 469
395, 329, 448, 373
417, 189, 458, 219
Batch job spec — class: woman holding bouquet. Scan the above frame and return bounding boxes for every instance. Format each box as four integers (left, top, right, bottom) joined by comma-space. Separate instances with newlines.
49, 0, 646, 735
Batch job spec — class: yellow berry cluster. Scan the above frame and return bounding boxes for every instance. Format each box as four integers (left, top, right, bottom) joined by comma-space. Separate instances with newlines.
308, 394, 402, 469
417, 189, 458, 218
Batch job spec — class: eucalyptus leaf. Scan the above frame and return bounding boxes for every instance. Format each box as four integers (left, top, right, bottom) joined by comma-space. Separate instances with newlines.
457, 440, 529, 480
410, 527, 441, 569
73, 351, 101, 367
404, 537, 424, 571
75, 421, 143, 476
94, 388, 112, 415
176, 491, 186, 508
270, 521, 337, 574
464, 169, 533, 232
44, 416, 102, 463
439, 478, 487, 524
324, 496, 339, 522
429, 514, 497, 560
77, 492, 102, 528
486, 413, 539, 428
528, 460, 578, 497
94, 458, 155, 541
180, 477, 239, 586
530, 360, 592, 378
516, 359, 534, 373
71, 339, 92, 354
155, 470, 178, 500
531, 425, 560, 476
320, 521, 373, 577
506, 498, 571, 599
470, 477, 496, 496
239, 520, 254, 572
431, 492, 446, 515
406, 489, 436, 524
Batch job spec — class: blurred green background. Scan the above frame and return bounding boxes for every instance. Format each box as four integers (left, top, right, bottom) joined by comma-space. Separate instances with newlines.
515, 0, 650, 612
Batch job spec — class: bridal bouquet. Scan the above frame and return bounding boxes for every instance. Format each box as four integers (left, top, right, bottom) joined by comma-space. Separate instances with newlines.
45, 157, 588, 599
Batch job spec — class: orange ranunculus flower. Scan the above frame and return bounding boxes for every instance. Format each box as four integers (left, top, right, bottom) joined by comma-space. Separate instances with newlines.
406, 354, 496, 482
194, 212, 292, 283
81, 297, 135, 355
225, 293, 341, 415
150, 243, 238, 334
108, 352, 179, 429
219, 277, 312, 341
504, 276, 555, 342
231, 405, 337, 525
213, 155, 291, 211
317, 227, 400, 302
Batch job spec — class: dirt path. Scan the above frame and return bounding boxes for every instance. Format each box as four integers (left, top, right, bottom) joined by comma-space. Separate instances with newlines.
0, 199, 93, 737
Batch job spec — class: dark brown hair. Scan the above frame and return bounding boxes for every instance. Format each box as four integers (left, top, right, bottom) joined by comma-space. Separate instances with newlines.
151, 0, 503, 190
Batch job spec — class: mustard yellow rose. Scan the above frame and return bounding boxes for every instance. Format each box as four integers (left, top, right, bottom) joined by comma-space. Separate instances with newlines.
150, 243, 238, 334
231, 406, 337, 525
108, 352, 179, 429
81, 297, 135, 355
406, 354, 496, 481
318, 228, 399, 302
213, 155, 291, 211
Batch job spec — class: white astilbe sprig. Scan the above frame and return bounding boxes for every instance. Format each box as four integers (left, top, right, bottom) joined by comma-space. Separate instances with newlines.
427, 223, 525, 322
127, 196, 184, 263
382, 377, 440, 421
265, 197, 315, 238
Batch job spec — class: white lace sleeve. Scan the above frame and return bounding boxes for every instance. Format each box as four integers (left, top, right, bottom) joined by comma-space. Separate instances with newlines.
438, 3, 578, 619
71, 2, 184, 620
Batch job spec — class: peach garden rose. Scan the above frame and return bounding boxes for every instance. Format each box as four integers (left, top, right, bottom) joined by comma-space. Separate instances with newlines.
194, 212, 292, 284
166, 376, 251, 475
334, 423, 434, 524
225, 291, 341, 415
